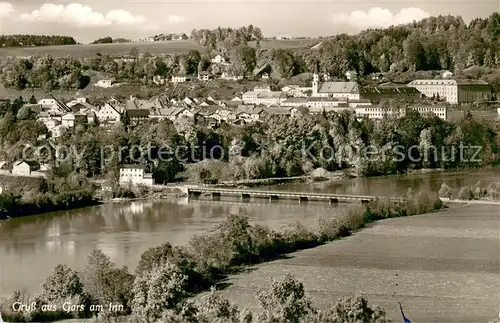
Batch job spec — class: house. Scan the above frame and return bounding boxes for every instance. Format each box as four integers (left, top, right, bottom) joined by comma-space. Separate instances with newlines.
12, 161, 39, 176
61, 112, 87, 128
171, 75, 192, 83
153, 75, 166, 85
211, 55, 226, 64
221, 72, 243, 81
95, 79, 117, 88
345, 70, 358, 81
407, 79, 492, 104
38, 95, 71, 115
409, 104, 448, 120
96, 103, 121, 124
119, 165, 154, 186
261, 72, 269, 80
125, 108, 150, 123
281, 85, 311, 97
235, 105, 264, 123
198, 72, 212, 81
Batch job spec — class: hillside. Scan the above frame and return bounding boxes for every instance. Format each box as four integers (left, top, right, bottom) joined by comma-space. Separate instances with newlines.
0, 40, 206, 58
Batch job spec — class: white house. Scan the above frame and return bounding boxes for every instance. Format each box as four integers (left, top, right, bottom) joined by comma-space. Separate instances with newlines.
119, 165, 154, 186
211, 55, 226, 64
345, 70, 358, 80
61, 112, 87, 128
95, 79, 117, 88
261, 72, 270, 80
171, 75, 190, 83
12, 161, 37, 176
97, 103, 121, 124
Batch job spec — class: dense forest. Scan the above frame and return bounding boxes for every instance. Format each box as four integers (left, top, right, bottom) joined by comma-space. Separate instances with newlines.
0, 13, 500, 91
0, 34, 77, 47
190, 24, 264, 52
91, 36, 131, 44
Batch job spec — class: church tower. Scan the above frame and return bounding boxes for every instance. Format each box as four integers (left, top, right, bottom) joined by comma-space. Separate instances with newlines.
312, 73, 319, 96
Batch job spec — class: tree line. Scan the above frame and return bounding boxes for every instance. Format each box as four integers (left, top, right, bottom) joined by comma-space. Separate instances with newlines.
0, 34, 77, 47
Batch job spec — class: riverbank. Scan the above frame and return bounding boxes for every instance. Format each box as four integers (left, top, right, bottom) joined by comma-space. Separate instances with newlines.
0, 190, 444, 322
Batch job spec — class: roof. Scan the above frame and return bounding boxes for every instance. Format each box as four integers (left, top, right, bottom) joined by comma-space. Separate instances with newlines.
264, 107, 292, 115
121, 164, 146, 170
360, 86, 420, 95
256, 92, 284, 99
308, 97, 346, 102
236, 105, 263, 115
319, 82, 359, 94
409, 79, 489, 86
14, 160, 39, 167
284, 97, 308, 103
126, 109, 150, 118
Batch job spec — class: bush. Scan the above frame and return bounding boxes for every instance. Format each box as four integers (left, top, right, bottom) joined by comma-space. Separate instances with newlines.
458, 186, 475, 200
313, 294, 390, 323
438, 183, 452, 198
256, 273, 314, 323
136, 243, 209, 292
131, 262, 187, 323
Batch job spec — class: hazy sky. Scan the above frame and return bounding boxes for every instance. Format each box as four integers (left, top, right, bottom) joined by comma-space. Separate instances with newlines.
0, 0, 499, 43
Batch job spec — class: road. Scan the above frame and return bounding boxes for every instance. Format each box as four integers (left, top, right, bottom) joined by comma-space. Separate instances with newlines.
217, 204, 500, 323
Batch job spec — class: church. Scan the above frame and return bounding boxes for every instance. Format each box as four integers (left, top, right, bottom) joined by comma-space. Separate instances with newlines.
311, 73, 361, 100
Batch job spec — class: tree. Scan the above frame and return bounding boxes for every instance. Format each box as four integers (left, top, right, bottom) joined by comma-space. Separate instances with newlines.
131, 262, 187, 323
256, 273, 314, 323
16, 105, 35, 120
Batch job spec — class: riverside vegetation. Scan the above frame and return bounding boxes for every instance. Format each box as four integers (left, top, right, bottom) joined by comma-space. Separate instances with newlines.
439, 181, 500, 201
0, 190, 443, 322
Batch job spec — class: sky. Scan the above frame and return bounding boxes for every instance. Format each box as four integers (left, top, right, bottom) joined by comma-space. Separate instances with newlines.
0, 0, 499, 43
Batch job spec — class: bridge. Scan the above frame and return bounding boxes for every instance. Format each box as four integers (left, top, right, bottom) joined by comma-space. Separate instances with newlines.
180, 186, 406, 204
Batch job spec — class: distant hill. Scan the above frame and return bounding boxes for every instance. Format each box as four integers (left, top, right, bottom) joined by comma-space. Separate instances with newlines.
0, 34, 77, 47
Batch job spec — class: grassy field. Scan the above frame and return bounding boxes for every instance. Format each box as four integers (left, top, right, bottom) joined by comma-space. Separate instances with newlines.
0, 39, 320, 58
0, 40, 206, 58
215, 204, 500, 322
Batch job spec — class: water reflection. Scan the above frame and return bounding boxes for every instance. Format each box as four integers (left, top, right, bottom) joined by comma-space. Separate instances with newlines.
1, 168, 499, 297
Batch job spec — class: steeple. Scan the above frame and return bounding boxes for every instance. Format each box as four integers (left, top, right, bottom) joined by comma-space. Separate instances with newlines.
312, 73, 319, 96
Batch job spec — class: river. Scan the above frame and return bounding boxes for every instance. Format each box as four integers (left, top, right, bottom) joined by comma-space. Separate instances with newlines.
1, 168, 500, 298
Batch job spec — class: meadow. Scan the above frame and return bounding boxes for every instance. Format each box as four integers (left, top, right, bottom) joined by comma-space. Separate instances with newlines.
0, 39, 320, 58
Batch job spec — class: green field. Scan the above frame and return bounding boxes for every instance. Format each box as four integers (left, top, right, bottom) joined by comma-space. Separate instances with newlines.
0, 40, 206, 58
0, 39, 320, 58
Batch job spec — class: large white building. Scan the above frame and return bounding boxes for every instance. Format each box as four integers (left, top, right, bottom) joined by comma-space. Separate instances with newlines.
407, 79, 491, 104
119, 165, 154, 186
355, 105, 448, 120
242, 91, 286, 106
312, 73, 360, 100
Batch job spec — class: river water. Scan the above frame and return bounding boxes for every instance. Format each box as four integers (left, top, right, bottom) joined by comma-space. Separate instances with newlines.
1, 168, 500, 298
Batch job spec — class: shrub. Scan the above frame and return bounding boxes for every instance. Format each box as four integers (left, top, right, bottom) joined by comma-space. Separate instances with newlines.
486, 182, 500, 200
40, 264, 83, 303
438, 183, 452, 198
194, 287, 241, 322
314, 294, 390, 323
136, 243, 209, 292
131, 262, 187, 323
458, 186, 474, 200
256, 273, 314, 323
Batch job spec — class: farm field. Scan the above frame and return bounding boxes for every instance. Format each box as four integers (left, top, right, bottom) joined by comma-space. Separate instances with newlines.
0, 39, 321, 58
213, 204, 500, 322
0, 40, 206, 58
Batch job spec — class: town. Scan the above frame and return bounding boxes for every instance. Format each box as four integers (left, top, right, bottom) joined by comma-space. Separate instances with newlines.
0, 9, 499, 323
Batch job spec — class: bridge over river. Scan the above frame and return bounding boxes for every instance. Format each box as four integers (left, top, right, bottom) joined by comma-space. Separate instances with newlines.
177, 185, 407, 204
